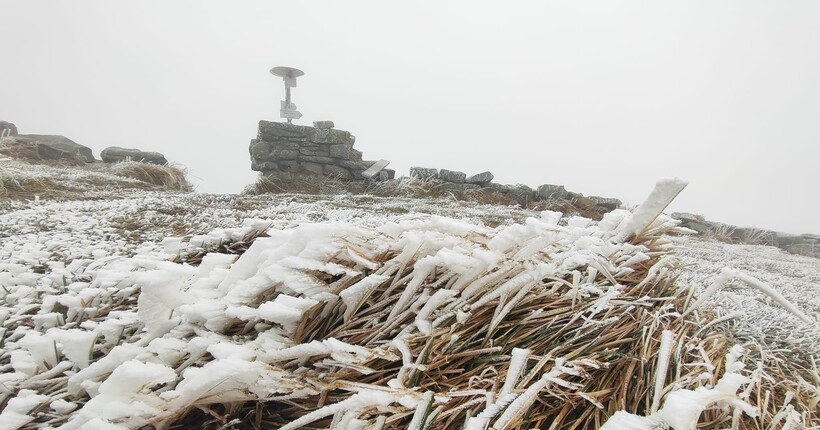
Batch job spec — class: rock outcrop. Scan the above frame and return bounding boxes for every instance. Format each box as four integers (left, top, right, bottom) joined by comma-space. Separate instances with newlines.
251, 120, 385, 181
0, 121, 18, 138
2, 134, 94, 163
672, 212, 819, 258
101, 146, 168, 165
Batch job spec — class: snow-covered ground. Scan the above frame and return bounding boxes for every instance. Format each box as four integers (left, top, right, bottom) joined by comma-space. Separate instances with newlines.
1, 189, 817, 428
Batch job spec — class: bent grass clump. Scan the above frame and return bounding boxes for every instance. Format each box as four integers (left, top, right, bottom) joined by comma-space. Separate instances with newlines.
0, 179, 816, 429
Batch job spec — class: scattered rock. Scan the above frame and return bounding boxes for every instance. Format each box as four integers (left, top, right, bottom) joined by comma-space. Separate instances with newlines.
439, 169, 466, 183
466, 171, 494, 185
101, 146, 168, 165
4, 135, 94, 163
536, 184, 567, 200
312, 120, 335, 129
505, 184, 535, 204
589, 196, 622, 210
0, 121, 18, 138
383, 169, 396, 180
410, 167, 439, 180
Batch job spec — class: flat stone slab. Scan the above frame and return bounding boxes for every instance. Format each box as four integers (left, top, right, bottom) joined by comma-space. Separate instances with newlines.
362, 159, 391, 179
312, 120, 335, 129
3, 134, 94, 163
101, 146, 168, 165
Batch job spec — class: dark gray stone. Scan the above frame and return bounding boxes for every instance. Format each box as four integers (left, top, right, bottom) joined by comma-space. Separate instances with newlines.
376, 170, 391, 181
439, 169, 466, 183
258, 120, 312, 140
349, 148, 363, 161
300, 155, 336, 164
312, 120, 335, 129
251, 159, 277, 171
271, 141, 300, 151
536, 184, 567, 200
278, 160, 300, 171
298, 143, 330, 157
506, 184, 535, 203
329, 144, 353, 159
300, 162, 324, 175
249, 139, 270, 159
309, 128, 354, 145
270, 149, 299, 160
0, 121, 17, 138
589, 196, 622, 210
5, 135, 94, 163
466, 171, 494, 185
101, 146, 168, 165
383, 168, 396, 180
410, 167, 439, 180
324, 165, 352, 179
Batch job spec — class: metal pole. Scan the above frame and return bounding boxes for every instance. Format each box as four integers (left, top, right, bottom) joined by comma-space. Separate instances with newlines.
285, 86, 292, 123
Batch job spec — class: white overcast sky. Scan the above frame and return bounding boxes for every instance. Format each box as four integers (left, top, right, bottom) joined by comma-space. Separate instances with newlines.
2, 1, 818, 234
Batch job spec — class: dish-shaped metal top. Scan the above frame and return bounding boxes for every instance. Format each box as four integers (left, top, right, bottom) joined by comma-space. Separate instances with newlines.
270, 66, 305, 78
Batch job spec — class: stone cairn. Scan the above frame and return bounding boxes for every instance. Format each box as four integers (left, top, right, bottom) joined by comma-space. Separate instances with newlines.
250, 120, 395, 182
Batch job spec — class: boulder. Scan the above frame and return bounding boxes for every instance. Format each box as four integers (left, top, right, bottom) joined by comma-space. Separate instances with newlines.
506, 184, 535, 204
536, 184, 567, 200
466, 171, 494, 185
410, 167, 439, 180
382, 169, 396, 180
671, 213, 714, 234
589, 196, 622, 210
101, 146, 168, 165
439, 169, 467, 183
0, 121, 18, 138
4, 135, 94, 163
312, 120, 335, 129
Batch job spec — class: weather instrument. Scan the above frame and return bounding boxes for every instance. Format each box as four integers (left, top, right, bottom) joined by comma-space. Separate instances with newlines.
270, 66, 304, 123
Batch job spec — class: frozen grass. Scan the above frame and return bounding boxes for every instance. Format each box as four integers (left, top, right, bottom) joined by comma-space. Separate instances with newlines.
106, 161, 192, 192
0, 183, 816, 429
0, 157, 191, 200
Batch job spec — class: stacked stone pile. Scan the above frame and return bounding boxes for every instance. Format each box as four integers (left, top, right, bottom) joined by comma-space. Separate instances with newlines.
249, 120, 395, 181
408, 165, 623, 211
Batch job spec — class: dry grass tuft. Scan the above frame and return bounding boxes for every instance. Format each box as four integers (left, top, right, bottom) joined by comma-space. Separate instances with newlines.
0, 140, 87, 166
108, 161, 192, 191
161, 216, 816, 429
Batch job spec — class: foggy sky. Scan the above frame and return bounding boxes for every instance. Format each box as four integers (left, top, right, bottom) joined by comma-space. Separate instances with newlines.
2, 1, 818, 234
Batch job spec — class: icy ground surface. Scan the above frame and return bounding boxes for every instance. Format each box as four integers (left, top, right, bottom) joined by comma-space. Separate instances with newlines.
1, 190, 817, 427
